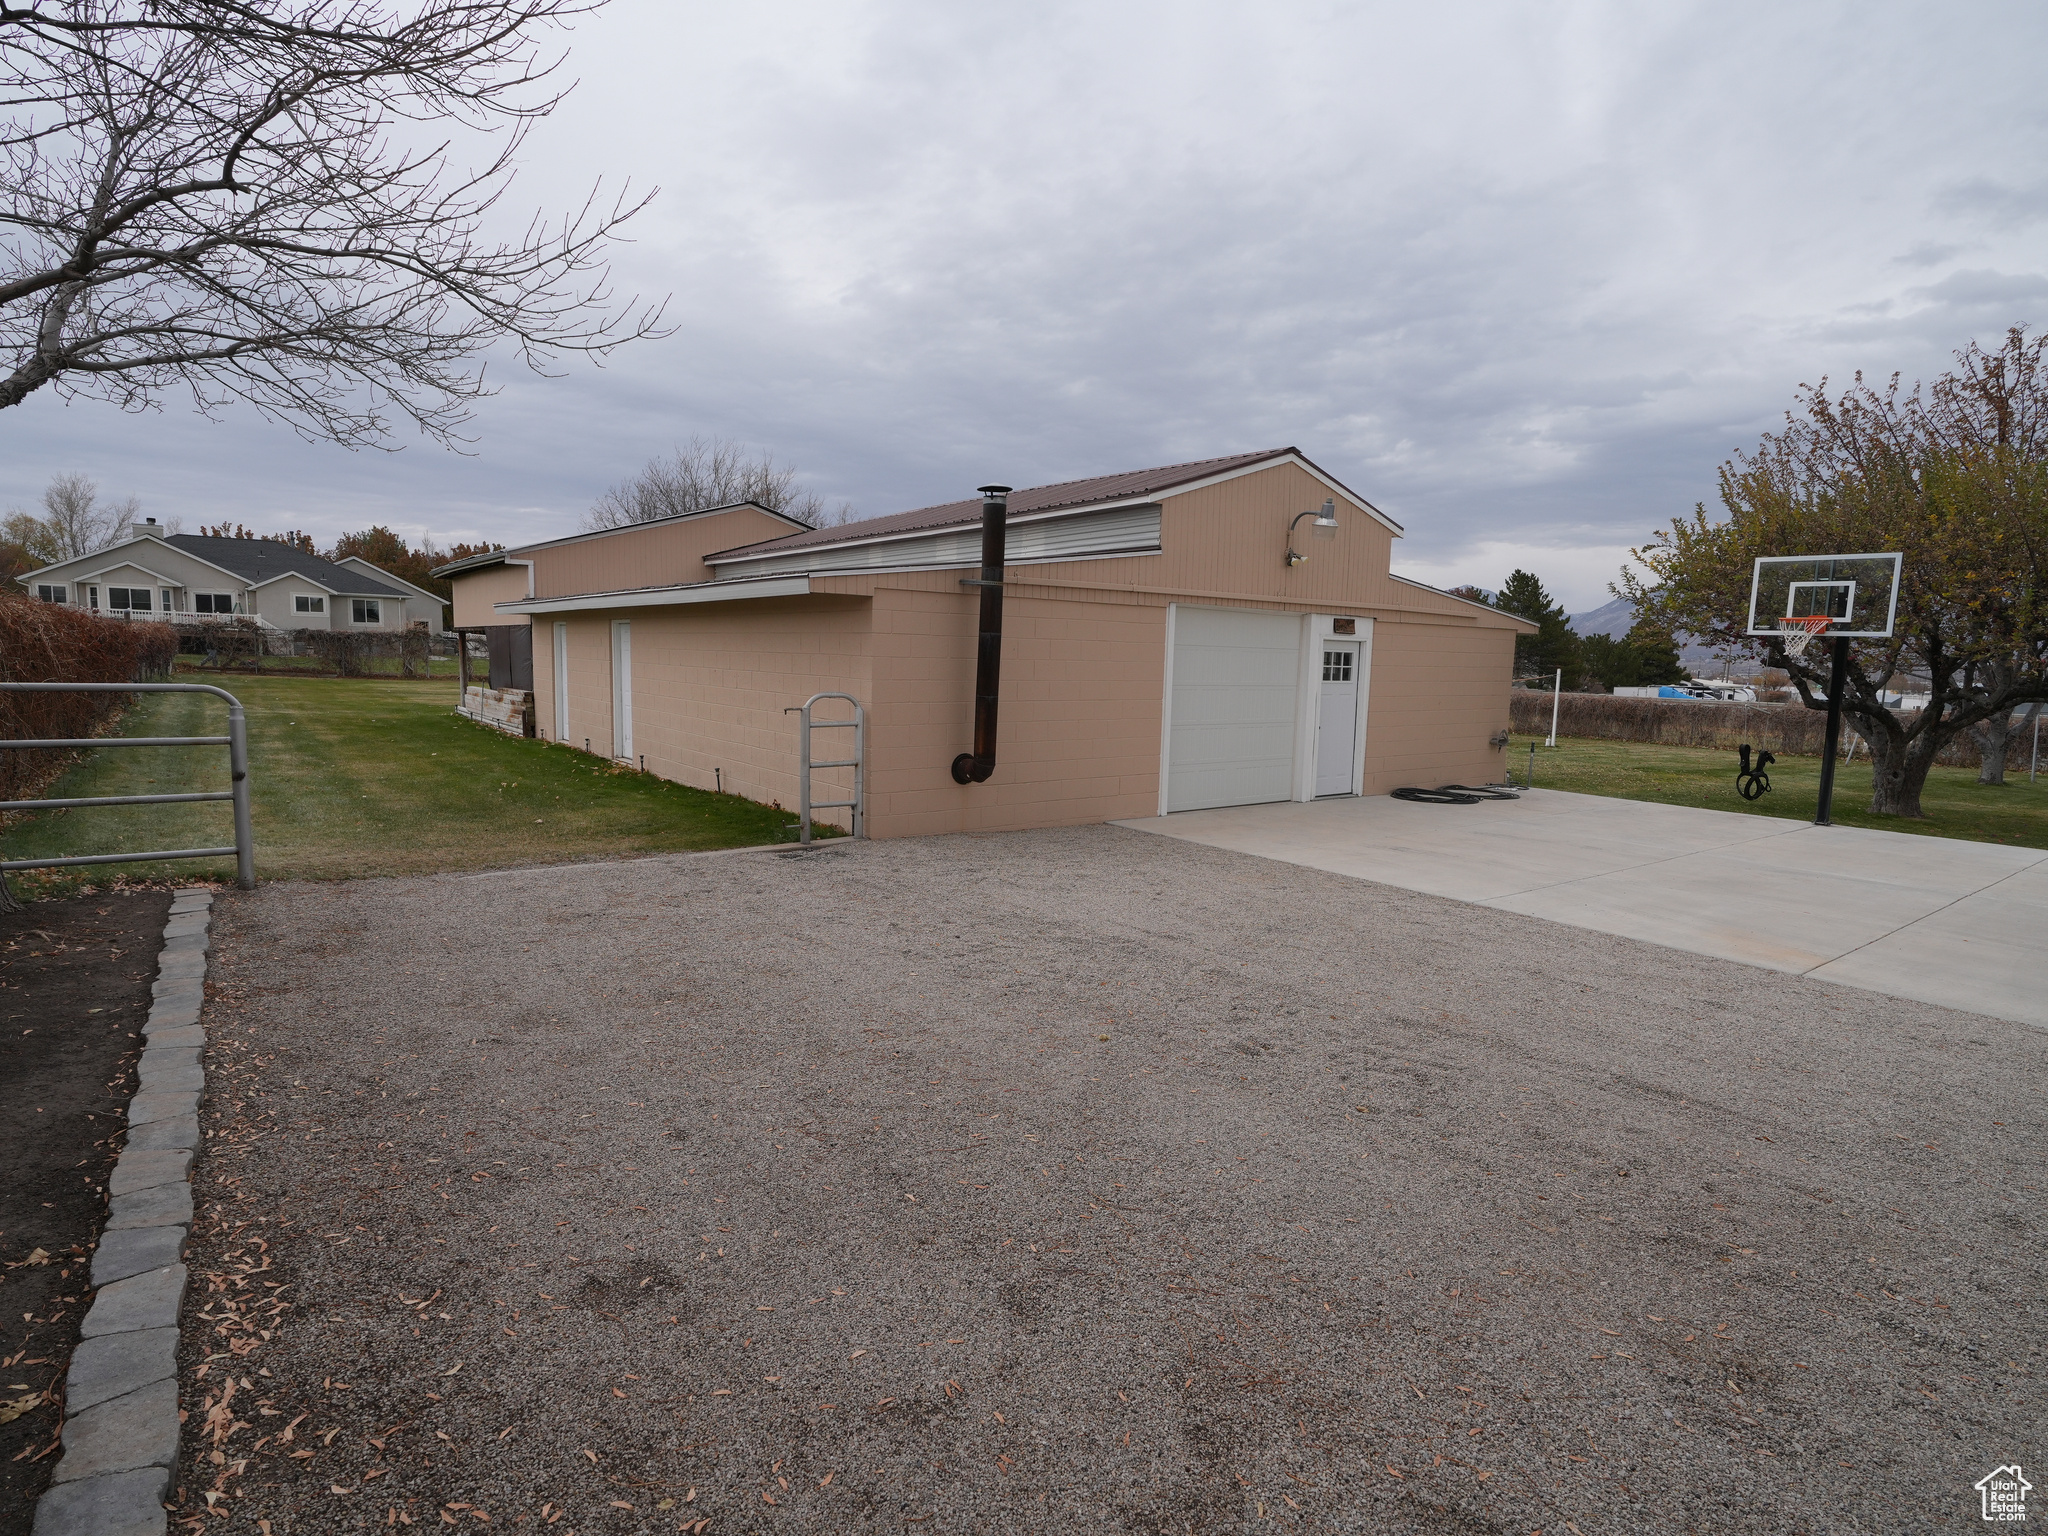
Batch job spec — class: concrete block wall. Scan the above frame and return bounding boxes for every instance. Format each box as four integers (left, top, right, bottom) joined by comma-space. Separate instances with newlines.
1362, 617, 1518, 793
863, 586, 1166, 838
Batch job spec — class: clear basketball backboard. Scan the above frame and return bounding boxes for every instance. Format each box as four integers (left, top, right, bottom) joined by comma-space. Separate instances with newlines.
1745, 553, 1901, 639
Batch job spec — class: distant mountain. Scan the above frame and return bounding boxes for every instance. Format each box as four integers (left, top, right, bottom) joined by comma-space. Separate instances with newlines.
1571, 597, 1635, 639
1570, 596, 1740, 673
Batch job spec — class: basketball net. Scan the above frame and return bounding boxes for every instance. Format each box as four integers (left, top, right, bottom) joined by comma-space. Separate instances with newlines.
1778, 614, 1835, 660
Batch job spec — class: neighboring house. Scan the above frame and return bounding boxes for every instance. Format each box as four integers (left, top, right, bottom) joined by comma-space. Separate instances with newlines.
438, 448, 1535, 839
15, 521, 436, 633
332, 555, 448, 633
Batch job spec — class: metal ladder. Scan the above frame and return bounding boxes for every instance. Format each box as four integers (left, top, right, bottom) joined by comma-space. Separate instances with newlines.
783, 692, 864, 843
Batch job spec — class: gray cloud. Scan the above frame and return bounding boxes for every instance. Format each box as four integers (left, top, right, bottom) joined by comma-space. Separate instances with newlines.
5, 0, 2045, 610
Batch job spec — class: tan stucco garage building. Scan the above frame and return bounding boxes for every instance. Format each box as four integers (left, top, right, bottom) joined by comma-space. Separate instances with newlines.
440, 449, 1532, 838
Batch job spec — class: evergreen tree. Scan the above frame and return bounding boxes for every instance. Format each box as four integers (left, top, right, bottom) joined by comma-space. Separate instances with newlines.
1494, 569, 1580, 683
1576, 632, 1638, 689
1623, 619, 1687, 685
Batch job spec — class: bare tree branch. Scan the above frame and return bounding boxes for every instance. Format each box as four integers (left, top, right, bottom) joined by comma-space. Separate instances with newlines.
1, 0, 668, 448
585, 437, 856, 532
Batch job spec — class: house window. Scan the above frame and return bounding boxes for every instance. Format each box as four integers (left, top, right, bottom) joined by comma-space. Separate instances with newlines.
295, 594, 326, 613
351, 598, 381, 624
106, 587, 153, 612
1321, 648, 1353, 683
35, 584, 67, 604
193, 592, 236, 614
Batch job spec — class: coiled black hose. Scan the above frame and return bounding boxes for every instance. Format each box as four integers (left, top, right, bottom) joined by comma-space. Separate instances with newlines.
1390, 784, 1523, 804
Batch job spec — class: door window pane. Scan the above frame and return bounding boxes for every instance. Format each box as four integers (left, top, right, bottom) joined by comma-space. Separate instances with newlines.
1322, 648, 1352, 682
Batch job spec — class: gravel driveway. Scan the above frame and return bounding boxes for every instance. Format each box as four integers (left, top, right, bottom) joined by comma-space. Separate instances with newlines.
175, 827, 2043, 1534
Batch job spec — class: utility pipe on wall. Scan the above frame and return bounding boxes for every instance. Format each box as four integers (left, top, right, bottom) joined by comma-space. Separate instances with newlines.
1546, 668, 1561, 747
951, 485, 1011, 785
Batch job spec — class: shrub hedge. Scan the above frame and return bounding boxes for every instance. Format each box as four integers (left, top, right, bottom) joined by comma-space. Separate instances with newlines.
1507, 689, 1986, 767
0, 591, 180, 802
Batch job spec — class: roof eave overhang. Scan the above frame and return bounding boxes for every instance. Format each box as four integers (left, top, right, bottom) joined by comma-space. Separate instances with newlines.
431, 551, 512, 578
1390, 573, 1539, 630
496, 575, 814, 615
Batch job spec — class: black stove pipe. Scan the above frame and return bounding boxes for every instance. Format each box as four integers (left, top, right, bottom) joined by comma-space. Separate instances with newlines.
951, 484, 1011, 785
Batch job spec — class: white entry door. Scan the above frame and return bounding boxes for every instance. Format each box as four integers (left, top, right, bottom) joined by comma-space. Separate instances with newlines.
1165, 606, 1302, 813
1315, 641, 1360, 796
610, 620, 632, 762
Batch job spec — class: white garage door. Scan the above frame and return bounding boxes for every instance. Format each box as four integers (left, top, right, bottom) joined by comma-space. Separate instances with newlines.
1166, 606, 1302, 812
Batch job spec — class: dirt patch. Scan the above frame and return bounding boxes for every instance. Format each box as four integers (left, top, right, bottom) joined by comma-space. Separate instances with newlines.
0, 891, 167, 1531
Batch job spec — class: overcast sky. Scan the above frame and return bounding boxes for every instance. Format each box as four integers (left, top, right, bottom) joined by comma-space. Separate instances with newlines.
7, 0, 2045, 610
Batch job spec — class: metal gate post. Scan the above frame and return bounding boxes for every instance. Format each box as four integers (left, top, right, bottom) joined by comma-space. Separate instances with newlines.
796, 699, 815, 845
228, 700, 255, 889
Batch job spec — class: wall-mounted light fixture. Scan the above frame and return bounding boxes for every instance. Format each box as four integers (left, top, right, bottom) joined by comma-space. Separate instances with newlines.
1285, 498, 1340, 567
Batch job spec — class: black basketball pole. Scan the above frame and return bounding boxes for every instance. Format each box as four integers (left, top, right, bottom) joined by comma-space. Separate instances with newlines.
1814, 635, 1850, 826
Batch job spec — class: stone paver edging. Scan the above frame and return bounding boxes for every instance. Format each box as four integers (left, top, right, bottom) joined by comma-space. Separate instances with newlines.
32, 888, 213, 1536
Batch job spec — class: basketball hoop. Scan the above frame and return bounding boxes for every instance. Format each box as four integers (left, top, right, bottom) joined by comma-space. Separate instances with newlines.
1777, 614, 1834, 660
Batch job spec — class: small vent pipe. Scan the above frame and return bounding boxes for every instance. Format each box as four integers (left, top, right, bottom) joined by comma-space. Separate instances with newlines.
951, 484, 1011, 784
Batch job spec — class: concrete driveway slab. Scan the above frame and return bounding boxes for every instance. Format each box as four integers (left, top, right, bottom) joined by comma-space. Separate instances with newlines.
1117, 790, 2048, 1025
1809, 853, 2048, 1022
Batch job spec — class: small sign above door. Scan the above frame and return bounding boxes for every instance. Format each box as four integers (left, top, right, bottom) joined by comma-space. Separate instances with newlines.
1332, 617, 1356, 635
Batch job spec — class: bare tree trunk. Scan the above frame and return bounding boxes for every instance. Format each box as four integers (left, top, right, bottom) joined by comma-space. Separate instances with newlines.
0, 870, 21, 916
1974, 706, 2016, 785
1857, 709, 1921, 816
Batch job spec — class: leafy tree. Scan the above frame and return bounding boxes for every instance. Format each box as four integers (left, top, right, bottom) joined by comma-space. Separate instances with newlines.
1447, 583, 1494, 606
1, 0, 665, 446
0, 528, 30, 584
1619, 326, 2048, 817
332, 525, 442, 591
1493, 569, 1580, 684
330, 527, 468, 628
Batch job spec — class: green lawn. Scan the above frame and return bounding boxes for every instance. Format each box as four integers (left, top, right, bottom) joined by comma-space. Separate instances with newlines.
1512, 734, 2048, 850
2, 676, 820, 899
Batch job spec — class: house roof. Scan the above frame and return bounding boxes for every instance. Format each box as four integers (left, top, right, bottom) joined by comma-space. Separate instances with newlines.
335, 555, 442, 602
706, 448, 1400, 565
164, 534, 406, 597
